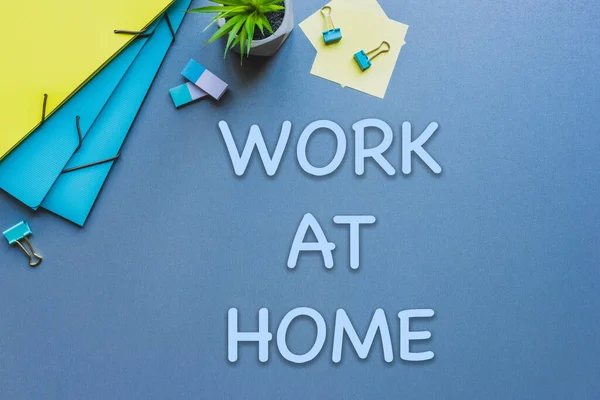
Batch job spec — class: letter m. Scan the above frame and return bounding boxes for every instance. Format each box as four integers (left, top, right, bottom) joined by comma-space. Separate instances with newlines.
332, 309, 394, 363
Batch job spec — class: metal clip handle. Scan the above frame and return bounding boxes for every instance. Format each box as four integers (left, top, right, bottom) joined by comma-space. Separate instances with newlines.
62, 154, 120, 174
15, 238, 43, 267
41, 93, 48, 124
321, 6, 336, 31
366, 41, 391, 61
114, 14, 175, 41
114, 27, 152, 39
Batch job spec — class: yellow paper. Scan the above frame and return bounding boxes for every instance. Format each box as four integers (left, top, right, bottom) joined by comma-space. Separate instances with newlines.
311, 15, 408, 98
299, 0, 387, 50
0, 0, 174, 160
299, 0, 408, 98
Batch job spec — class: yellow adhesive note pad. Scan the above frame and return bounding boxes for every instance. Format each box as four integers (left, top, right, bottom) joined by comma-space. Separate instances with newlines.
300, 0, 408, 98
0, 0, 174, 160
299, 0, 387, 50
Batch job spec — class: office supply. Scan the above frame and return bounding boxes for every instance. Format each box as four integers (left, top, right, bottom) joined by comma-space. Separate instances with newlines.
300, 0, 408, 98
310, 16, 406, 98
354, 41, 390, 71
170, 83, 208, 108
300, 0, 387, 51
0, 36, 150, 209
181, 60, 229, 101
3, 221, 42, 267
321, 6, 342, 44
41, 0, 192, 227
0, 0, 174, 161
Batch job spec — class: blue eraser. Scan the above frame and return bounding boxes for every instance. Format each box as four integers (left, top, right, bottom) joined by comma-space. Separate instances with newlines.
169, 83, 208, 108
323, 28, 342, 44
3, 221, 33, 245
181, 59, 207, 84
353, 50, 371, 71
181, 59, 228, 100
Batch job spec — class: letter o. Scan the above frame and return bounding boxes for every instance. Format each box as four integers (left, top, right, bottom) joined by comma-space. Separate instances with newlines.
297, 120, 347, 176
277, 307, 327, 363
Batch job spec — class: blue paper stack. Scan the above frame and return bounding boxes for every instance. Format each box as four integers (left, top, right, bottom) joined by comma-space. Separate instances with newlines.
0, 0, 192, 226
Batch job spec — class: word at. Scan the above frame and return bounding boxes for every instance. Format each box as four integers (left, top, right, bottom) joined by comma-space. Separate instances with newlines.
288, 213, 376, 270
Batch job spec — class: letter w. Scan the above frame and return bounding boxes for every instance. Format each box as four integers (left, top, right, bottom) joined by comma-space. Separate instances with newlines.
219, 121, 292, 176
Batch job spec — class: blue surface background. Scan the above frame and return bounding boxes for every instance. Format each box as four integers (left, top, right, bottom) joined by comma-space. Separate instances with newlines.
1, 0, 599, 398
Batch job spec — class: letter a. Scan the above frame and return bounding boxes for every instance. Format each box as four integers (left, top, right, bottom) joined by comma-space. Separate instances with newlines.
287, 213, 336, 269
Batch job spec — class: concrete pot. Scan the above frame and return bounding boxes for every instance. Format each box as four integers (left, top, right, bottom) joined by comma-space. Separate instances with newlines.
217, 0, 294, 57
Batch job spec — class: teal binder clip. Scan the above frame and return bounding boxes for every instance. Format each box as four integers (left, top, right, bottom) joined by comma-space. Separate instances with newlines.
3, 221, 43, 267
321, 6, 342, 44
354, 41, 390, 71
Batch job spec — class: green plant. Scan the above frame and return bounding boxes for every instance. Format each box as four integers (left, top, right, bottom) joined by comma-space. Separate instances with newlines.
188, 0, 284, 62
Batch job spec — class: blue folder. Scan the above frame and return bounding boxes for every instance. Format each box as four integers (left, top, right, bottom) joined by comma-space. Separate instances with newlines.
0, 30, 150, 209
41, 0, 192, 226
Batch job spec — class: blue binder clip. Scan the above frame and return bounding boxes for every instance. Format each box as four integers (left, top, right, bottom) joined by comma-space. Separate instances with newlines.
321, 6, 342, 44
354, 41, 390, 71
3, 221, 43, 267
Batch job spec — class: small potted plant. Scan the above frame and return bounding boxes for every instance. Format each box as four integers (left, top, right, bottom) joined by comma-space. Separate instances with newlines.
189, 0, 294, 61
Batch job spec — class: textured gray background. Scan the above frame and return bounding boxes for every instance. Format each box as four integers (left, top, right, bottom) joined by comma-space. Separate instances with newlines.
1, 0, 599, 398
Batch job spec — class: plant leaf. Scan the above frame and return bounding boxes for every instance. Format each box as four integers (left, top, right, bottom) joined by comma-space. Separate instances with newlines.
257, 14, 271, 34
187, 6, 238, 13
200, 6, 248, 32
239, 28, 248, 64
207, 14, 244, 43
225, 17, 246, 57
208, 0, 245, 5
258, 4, 284, 13
255, 13, 265, 34
245, 13, 257, 55
263, 16, 274, 34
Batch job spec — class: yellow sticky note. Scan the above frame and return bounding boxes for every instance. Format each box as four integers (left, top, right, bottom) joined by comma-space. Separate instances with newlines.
299, 0, 408, 98
0, 0, 174, 161
299, 0, 387, 51
307, 6, 408, 98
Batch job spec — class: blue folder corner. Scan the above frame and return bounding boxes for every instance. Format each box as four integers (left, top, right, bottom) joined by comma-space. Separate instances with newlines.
41, 0, 192, 226
0, 28, 153, 209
